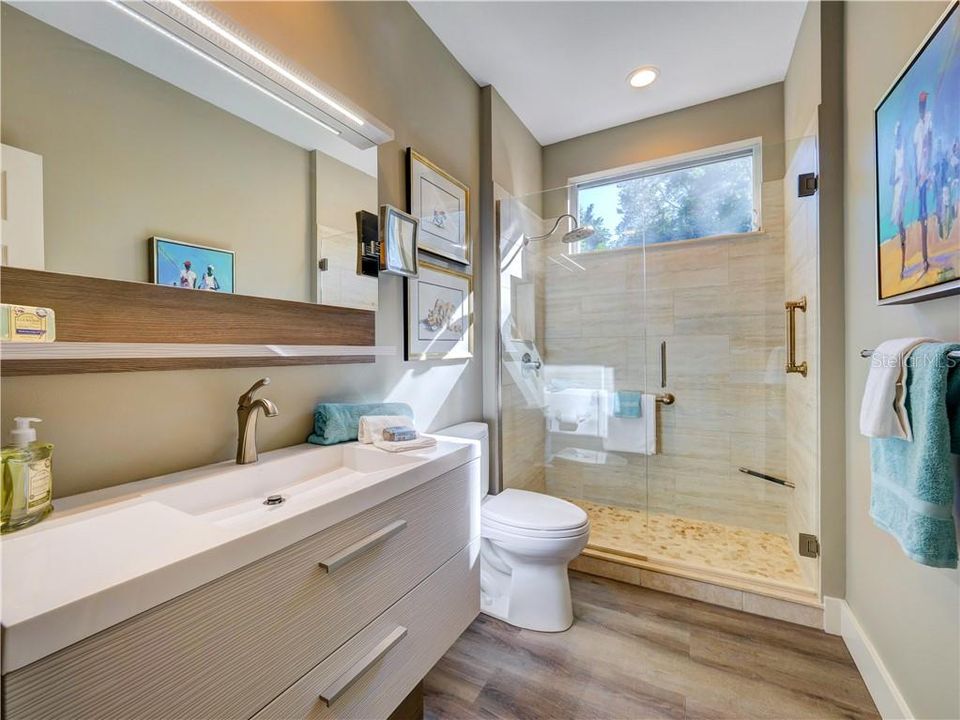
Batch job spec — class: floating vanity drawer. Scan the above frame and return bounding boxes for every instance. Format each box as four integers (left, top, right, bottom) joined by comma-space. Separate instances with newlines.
2, 461, 478, 720
254, 540, 480, 720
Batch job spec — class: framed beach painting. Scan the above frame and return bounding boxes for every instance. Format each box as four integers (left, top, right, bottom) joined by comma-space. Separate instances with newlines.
875, 1, 960, 304
404, 261, 473, 361
149, 237, 235, 293
407, 148, 471, 266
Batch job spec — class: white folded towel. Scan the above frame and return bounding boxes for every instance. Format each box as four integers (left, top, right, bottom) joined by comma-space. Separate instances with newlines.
373, 435, 438, 453
601, 393, 657, 455
859, 337, 934, 440
357, 415, 414, 444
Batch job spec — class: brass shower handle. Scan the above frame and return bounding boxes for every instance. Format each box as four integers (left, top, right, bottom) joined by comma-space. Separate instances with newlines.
785, 297, 807, 377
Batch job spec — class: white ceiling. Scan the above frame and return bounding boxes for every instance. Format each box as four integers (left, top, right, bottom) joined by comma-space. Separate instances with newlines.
412, 1, 807, 145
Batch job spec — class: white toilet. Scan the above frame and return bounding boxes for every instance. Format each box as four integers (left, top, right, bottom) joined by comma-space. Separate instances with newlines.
439, 422, 590, 632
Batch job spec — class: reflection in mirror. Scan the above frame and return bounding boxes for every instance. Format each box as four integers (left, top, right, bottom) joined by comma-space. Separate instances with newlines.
0, 2, 383, 311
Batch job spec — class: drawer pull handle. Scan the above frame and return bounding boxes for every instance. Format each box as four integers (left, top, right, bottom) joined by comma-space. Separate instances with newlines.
319, 626, 407, 706
318, 519, 407, 573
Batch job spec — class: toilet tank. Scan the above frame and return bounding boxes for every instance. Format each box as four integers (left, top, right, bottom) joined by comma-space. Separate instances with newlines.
436, 422, 489, 498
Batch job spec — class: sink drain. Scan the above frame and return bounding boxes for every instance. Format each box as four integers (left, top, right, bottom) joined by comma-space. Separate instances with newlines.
263, 494, 285, 506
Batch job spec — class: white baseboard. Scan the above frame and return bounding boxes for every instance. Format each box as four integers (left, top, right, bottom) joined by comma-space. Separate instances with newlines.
823, 596, 913, 720
822, 595, 843, 635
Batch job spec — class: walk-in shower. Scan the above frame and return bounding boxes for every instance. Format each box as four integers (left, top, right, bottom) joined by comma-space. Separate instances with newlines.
495, 136, 821, 604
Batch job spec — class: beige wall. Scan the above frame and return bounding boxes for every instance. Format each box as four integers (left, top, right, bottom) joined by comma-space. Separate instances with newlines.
782, 1, 822, 592
0, 2, 482, 497
1, 6, 312, 302
844, 3, 959, 719
542, 82, 787, 196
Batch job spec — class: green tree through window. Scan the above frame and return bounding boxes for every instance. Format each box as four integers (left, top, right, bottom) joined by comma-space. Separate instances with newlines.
576, 150, 757, 251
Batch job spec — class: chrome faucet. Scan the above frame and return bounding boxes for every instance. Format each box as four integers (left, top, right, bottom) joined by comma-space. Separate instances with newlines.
236, 378, 279, 465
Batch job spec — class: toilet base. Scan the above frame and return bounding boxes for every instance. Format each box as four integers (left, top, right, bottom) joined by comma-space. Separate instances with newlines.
480, 540, 577, 632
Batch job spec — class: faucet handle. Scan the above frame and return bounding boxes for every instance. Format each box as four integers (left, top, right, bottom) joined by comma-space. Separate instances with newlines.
238, 377, 271, 407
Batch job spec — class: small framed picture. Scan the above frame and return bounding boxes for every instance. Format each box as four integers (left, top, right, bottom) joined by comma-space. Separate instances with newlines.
379, 204, 419, 278
407, 148, 471, 266
404, 261, 473, 361
149, 237, 235, 293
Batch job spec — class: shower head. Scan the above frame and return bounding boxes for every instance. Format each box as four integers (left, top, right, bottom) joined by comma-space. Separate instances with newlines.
563, 224, 595, 243
526, 213, 595, 244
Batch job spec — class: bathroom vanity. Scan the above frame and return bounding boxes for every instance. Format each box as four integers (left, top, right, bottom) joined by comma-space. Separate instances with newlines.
0, 438, 481, 720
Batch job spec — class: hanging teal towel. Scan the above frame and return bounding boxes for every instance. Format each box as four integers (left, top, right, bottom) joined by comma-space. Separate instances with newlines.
308, 402, 413, 446
613, 391, 643, 418
869, 343, 960, 568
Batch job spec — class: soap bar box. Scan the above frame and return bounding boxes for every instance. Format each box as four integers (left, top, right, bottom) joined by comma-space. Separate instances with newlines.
0, 304, 57, 342
383, 426, 418, 442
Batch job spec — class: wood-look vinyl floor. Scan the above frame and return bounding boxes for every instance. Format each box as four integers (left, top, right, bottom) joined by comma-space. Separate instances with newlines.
423, 573, 879, 720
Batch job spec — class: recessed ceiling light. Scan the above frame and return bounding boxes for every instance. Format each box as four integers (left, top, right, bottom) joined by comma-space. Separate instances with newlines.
627, 66, 659, 89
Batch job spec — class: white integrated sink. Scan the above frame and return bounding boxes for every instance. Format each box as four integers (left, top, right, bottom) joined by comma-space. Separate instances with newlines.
148, 443, 424, 529
1, 436, 478, 674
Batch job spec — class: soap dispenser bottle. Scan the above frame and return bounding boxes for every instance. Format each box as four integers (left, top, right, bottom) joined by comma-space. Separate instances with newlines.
1, 417, 54, 533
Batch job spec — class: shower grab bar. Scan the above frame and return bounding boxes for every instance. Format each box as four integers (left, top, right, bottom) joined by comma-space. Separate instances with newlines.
860, 348, 960, 359
738, 467, 795, 488
740, 468, 796, 488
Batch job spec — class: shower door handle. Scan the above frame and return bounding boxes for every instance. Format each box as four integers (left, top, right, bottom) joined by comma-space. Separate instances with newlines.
785, 297, 807, 377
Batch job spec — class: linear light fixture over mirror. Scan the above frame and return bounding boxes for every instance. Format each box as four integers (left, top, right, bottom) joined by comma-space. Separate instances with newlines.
9, 0, 393, 152
121, 0, 392, 148
163, 0, 364, 127
108, 0, 342, 137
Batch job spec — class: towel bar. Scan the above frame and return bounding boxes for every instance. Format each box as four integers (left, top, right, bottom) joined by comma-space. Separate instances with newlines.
656, 392, 675, 406
860, 348, 960, 359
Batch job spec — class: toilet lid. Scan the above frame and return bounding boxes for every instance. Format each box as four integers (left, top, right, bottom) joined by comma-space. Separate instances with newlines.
482, 489, 588, 532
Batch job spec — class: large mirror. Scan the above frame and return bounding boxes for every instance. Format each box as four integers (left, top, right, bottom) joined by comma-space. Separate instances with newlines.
1, 1, 388, 311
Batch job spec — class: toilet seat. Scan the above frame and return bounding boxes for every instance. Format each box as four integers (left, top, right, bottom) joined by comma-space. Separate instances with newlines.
482, 514, 589, 540
481, 489, 588, 533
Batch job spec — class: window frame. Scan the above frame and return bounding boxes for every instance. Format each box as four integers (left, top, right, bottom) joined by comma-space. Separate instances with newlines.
566, 137, 764, 253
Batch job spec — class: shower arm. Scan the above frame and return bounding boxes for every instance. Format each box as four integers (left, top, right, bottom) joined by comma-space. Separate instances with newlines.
526, 214, 578, 242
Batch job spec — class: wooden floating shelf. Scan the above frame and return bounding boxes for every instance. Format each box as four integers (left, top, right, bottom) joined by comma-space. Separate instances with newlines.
0, 267, 381, 375
1, 343, 395, 376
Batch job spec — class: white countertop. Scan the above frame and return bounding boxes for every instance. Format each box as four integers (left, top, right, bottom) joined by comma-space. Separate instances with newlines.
0, 436, 477, 673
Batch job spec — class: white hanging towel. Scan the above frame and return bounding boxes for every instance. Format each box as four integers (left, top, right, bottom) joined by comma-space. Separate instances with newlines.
859, 337, 934, 441
602, 393, 658, 454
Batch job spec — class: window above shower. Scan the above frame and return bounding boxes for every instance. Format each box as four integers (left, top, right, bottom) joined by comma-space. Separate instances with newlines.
569, 138, 762, 253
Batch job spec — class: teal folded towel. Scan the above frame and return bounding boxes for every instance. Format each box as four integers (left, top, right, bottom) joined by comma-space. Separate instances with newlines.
308, 403, 413, 446
870, 343, 960, 568
613, 391, 642, 418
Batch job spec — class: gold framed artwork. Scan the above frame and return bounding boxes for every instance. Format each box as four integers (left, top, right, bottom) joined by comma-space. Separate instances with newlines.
404, 261, 473, 361
406, 148, 471, 266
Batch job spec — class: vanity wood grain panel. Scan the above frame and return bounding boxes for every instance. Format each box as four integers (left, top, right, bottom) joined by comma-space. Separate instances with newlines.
1, 464, 476, 720
0, 267, 376, 374
253, 541, 479, 720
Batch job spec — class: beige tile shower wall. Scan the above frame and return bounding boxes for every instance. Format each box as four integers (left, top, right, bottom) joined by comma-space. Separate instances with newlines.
544, 181, 789, 535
